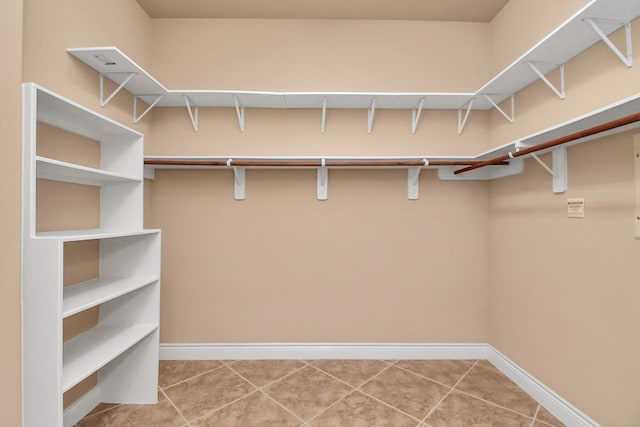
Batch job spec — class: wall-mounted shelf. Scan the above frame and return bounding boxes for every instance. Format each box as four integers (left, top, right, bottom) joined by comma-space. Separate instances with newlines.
36, 156, 140, 186
145, 91, 640, 198
68, 0, 640, 134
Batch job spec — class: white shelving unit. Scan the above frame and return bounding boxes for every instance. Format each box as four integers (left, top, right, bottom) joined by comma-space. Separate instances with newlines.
22, 83, 161, 427
67, 0, 640, 133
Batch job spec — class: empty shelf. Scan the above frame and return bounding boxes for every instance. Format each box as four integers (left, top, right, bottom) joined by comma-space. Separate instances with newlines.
36, 156, 140, 186
63, 277, 159, 318
35, 229, 160, 241
62, 323, 157, 392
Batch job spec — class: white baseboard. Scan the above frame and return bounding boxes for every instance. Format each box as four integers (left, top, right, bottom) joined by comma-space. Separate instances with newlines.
63, 385, 101, 427
159, 342, 488, 360
160, 342, 600, 427
486, 345, 600, 427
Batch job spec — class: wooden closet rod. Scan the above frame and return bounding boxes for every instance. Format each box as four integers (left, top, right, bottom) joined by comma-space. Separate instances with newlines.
454, 112, 640, 175
144, 159, 503, 167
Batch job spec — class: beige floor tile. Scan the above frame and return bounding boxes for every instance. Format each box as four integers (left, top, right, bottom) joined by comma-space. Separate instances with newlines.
310, 391, 417, 427
158, 360, 222, 388
395, 360, 474, 386
263, 366, 352, 421
312, 360, 388, 387
425, 391, 532, 427
229, 360, 306, 387
83, 403, 121, 418
191, 391, 302, 426
163, 366, 255, 421
77, 397, 186, 427
360, 366, 449, 419
455, 364, 539, 417
536, 405, 566, 426
475, 360, 501, 372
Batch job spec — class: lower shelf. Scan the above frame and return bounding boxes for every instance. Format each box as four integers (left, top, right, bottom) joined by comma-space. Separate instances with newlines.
63, 323, 157, 392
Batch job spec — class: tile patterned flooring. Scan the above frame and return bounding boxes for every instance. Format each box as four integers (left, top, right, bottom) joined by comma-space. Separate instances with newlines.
77, 359, 566, 426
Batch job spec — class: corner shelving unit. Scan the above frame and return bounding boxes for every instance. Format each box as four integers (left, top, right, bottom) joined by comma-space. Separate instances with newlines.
22, 83, 161, 427
67, 0, 640, 133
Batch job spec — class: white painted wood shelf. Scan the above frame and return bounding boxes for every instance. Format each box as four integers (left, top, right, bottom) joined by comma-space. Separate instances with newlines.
63, 277, 159, 318
36, 156, 140, 186
68, 0, 640, 133
22, 83, 161, 427
62, 323, 157, 393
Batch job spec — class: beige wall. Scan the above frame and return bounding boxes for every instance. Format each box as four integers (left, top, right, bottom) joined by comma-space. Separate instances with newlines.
490, 0, 590, 74
486, 5, 640, 425
1, 0, 23, 424
489, 132, 640, 426
150, 169, 490, 342
146, 18, 495, 344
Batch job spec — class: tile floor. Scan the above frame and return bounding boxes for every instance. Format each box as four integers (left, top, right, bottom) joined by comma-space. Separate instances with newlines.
77, 359, 566, 426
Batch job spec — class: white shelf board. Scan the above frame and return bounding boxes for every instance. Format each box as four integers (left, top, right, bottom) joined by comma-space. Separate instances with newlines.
35, 228, 160, 242
63, 277, 159, 318
67, 47, 168, 97
36, 156, 140, 186
33, 84, 142, 142
62, 323, 157, 392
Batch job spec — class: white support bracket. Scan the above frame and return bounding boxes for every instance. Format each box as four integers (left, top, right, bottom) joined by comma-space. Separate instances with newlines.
526, 62, 565, 100
525, 147, 567, 193
317, 159, 328, 200
412, 97, 425, 134
368, 97, 376, 134
584, 18, 633, 68
184, 96, 199, 132
99, 72, 136, 107
133, 95, 163, 124
227, 159, 246, 200
457, 98, 474, 134
233, 95, 245, 132
484, 94, 515, 123
321, 97, 327, 134
407, 159, 428, 200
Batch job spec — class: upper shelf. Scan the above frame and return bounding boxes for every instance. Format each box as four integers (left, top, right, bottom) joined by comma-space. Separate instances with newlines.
67, 0, 640, 114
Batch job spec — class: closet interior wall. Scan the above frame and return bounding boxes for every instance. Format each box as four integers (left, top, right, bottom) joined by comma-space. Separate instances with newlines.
488, 6, 640, 426
1, 0, 24, 425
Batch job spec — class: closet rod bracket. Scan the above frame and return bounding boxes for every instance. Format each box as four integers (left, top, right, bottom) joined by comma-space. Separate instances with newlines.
317, 159, 328, 200
227, 159, 246, 200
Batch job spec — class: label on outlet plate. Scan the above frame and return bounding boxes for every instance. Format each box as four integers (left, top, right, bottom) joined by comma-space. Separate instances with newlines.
567, 198, 584, 218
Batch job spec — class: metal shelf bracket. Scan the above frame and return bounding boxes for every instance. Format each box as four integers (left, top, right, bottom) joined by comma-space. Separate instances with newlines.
368, 97, 377, 134
407, 159, 428, 200
227, 159, 246, 200
526, 62, 565, 100
584, 18, 633, 68
100, 72, 136, 107
484, 94, 515, 123
412, 97, 425, 134
457, 98, 474, 134
133, 95, 163, 123
233, 96, 245, 132
184, 96, 199, 132
521, 144, 568, 193
317, 159, 328, 200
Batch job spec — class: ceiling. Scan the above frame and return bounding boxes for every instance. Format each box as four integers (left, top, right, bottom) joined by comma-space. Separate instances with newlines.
135, 0, 509, 22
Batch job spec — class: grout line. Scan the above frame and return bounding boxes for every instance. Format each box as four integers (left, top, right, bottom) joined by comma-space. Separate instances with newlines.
159, 387, 191, 426
304, 388, 359, 425
419, 360, 478, 424
530, 404, 541, 427
454, 389, 536, 420
222, 360, 308, 425
160, 362, 226, 391
392, 362, 466, 390
187, 389, 261, 425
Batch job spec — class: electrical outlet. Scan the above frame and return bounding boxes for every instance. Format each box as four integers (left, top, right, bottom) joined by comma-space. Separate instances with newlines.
567, 198, 584, 218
